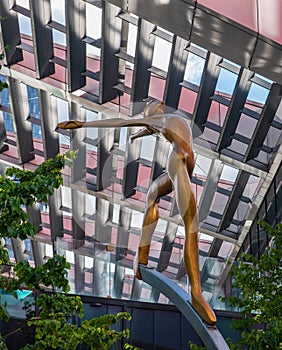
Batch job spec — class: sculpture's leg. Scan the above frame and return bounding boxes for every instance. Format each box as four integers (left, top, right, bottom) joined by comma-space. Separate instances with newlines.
168, 153, 217, 325
134, 172, 172, 279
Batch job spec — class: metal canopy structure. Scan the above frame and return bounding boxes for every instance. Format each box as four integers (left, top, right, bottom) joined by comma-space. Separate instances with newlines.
0, 0, 281, 307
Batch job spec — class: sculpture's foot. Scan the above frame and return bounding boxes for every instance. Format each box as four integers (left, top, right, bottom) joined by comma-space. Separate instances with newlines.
191, 291, 217, 326
57, 121, 84, 129
133, 245, 150, 280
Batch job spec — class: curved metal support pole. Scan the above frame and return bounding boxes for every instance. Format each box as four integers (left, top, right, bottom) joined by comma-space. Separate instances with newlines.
139, 265, 230, 350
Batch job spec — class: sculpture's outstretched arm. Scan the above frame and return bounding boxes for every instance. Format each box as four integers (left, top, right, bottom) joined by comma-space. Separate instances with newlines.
57, 118, 152, 130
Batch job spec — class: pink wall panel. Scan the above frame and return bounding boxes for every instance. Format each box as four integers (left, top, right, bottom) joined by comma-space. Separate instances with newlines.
198, 0, 282, 45
197, 0, 258, 31
258, 0, 282, 45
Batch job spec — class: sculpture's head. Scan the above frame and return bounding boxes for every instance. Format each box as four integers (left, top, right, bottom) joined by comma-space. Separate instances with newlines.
143, 100, 164, 117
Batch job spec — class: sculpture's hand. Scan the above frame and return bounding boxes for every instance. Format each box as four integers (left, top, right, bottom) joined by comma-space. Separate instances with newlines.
57, 121, 84, 129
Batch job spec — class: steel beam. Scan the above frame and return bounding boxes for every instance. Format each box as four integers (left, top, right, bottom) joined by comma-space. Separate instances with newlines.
31, 240, 45, 267
191, 52, 221, 137
74, 252, 85, 293
130, 19, 155, 116
96, 114, 114, 191
131, 277, 142, 301
198, 159, 224, 223
99, 1, 122, 103
39, 90, 60, 158
216, 68, 253, 152
218, 170, 250, 232
11, 238, 26, 262
122, 128, 142, 198
70, 102, 86, 183
66, 0, 86, 92
29, 0, 55, 79
244, 83, 282, 162
95, 198, 111, 244
157, 222, 178, 273
0, 0, 23, 66
113, 265, 125, 298
0, 111, 8, 153
115, 207, 131, 261
164, 36, 188, 111
151, 136, 171, 181
8, 77, 34, 164
72, 189, 85, 241
39, 89, 63, 241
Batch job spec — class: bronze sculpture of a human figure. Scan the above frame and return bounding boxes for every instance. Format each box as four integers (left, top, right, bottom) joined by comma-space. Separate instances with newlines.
58, 101, 217, 325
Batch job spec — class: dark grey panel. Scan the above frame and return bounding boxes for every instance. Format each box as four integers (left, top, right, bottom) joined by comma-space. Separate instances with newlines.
244, 83, 282, 162
116, 207, 131, 261
113, 265, 125, 298
49, 188, 64, 241
29, 0, 55, 79
0, 0, 23, 65
11, 238, 26, 262
122, 129, 142, 198
66, 0, 86, 92
96, 115, 114, 190
198, 159, 223, 223
0, 111, 8, 152
218, 170, 250, 232
130, 19, 155, 116
27, 204, 41, 231
192, 8, 256, 69
95, 198, 111, 244
191, 52, 221, 137
70, 102, 86, 182
92, 257, 106, 296
8, 77, 34, 164
99, 1, 122, 103
131, 277, 142, 300
164, 36, 188, 110
38, 90, 60, 159
72, 189, 85, 241
151, 136, 170, 181
157, 222, 178, 272
216, 68, 253, 152
31, 240, 45, 267
128, 0, 194, 40
38, 90, 64, 241
107, 0, 127, 8
74, 253, 85, 293
251, 37, 282, 85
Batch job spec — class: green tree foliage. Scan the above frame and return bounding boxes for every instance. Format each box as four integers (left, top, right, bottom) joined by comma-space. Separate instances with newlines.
0, 152, 75, 240
0, 151, 136, 349
189, 223, 282, 350
28, 308, 132, 350
222, 222, 282, 350
0, 45, 9, 93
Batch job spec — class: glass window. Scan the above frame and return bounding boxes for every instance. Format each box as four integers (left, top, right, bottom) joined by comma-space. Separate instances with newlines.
152, 36, 172, 72
86, 4, 101, 38
215, 68, 237, 95
0, 76, 10, 108
247, 82, 269, 104
32, 124, 42, 139
16, 0, 29, 8
52, 29, 66, 46
3, 112, 14, 133
184, 53, 205, 86
50, 0, 66, 25
18, 14, 32, 36
27, 86, 40, 119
